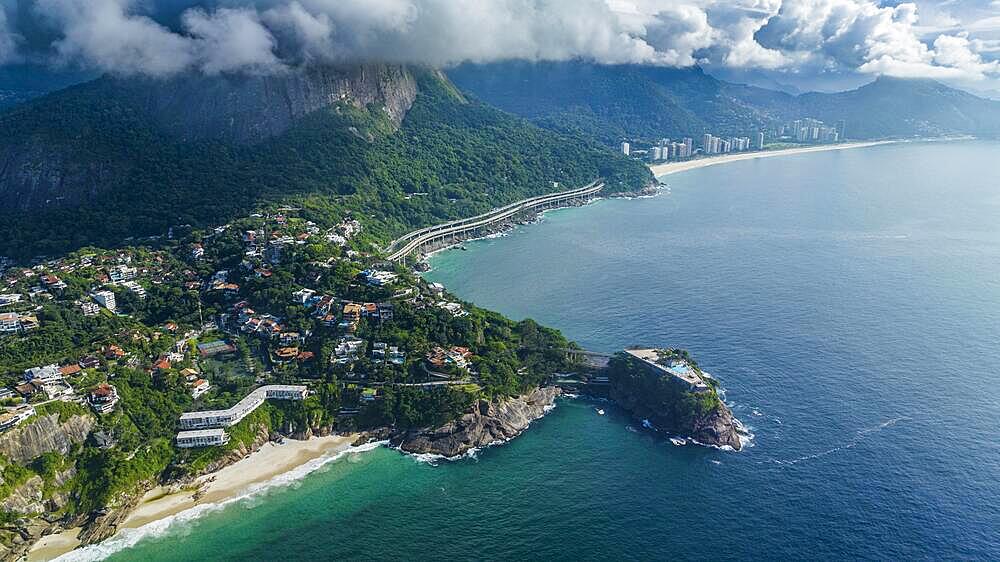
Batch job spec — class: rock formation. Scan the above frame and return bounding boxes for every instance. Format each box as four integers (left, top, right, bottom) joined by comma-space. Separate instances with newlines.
392, 387, 561, 458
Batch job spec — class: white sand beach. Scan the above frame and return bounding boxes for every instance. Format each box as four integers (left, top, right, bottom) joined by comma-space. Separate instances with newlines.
648, 141, 894, 177
27, 434, 359, 561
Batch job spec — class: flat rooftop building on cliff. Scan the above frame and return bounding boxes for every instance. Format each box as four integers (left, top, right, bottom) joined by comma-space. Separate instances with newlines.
179, 384, 308, 430
623, 349, 710, 393
176, 429, 230, 448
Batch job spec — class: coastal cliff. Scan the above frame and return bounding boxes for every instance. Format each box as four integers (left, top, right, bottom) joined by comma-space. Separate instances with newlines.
389, 387, 561, 458
606, 350, 744, 450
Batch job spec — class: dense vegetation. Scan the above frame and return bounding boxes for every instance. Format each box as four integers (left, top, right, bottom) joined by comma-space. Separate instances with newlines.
605, 351, 721, 428
0, 69, 651, 259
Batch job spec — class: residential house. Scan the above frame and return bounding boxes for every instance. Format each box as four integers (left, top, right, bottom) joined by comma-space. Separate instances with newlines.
0, 312, 19, 333
190, 379, 211, 399
88, 384, 119, 414
80, 301, 100, 317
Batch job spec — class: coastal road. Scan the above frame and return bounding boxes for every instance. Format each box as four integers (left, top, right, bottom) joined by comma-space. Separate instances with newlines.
385, 180, 605, 262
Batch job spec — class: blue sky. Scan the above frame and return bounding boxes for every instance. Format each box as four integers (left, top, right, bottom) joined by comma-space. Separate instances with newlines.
1, 1, 998, 95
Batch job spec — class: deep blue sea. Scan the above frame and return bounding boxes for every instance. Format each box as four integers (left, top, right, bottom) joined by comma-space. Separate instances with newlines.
74, 141, 1000, 561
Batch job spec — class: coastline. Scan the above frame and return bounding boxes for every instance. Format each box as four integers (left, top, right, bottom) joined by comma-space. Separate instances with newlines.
28, 434, 360, 562
648, 141, 894, 177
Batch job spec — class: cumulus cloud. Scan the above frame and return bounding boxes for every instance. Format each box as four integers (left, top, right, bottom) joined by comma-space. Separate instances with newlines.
2, 0, 998, 88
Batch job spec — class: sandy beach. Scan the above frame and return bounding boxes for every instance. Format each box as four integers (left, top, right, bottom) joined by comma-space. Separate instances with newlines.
28, 434, 360, 562
648, 141, 894, 177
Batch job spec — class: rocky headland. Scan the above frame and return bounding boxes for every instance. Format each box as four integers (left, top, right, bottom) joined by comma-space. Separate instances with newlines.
383, 386, 562, 458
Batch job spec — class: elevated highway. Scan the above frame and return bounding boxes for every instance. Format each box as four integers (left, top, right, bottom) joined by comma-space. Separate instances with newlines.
386, 180, 605, 262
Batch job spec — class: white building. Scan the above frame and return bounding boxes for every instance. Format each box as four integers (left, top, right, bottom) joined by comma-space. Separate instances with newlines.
80, 302, 100, 317
121, 281, 146, 299
0, 312, 19, 333
108, 265, 137, 283
190, 379, 211, 399
93, 290, 116, 312
620, 141, 630, 156
0, 294, 22, 307
88, 384, 119, 414
176, 429, 230, 448
24, 364, 62, 384
178, 385, 308, 430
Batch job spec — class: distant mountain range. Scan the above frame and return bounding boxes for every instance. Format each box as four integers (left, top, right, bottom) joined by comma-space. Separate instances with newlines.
448, 61, 1000, 143
0, 65, 649, 259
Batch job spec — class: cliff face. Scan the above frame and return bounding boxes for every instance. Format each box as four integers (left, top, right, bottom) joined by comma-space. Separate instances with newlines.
607, 355, 744, 450
123, 63, 418, 145
0, 63, 419, 212
392, 387, 561, 458
0, 413, 95, 464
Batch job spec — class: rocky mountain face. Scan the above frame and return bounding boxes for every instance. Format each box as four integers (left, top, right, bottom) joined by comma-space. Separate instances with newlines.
0, 63, 419, 213
391, 386, 562, 458
119, 63, 418, 145
0, 413, 95, 463
0, 412, 95, 561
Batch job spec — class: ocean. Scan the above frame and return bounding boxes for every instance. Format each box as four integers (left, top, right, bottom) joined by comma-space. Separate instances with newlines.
72, 141, 1000, 561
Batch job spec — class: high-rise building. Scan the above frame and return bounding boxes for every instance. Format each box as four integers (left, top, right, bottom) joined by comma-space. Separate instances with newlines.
651, 146, 662, 161
702, 134, 713, 154
621, 141, 630, 156
93, 290, 116, 312
683, 138, 693, 155
756, 132, 765, 149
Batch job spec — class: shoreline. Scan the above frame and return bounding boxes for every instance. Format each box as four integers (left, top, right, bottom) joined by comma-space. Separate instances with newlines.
648, 141, 895, 177
28, 434, 361, 562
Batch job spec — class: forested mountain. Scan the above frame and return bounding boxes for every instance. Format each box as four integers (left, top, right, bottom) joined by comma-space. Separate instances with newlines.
449, 61, 1000, 143
0, 66, 650, 259
448, 61, 775, 144
788, 77, 1000, 139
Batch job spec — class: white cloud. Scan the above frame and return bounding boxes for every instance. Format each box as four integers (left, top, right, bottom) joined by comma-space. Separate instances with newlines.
36, 0, 197, 75
0, 4, 19, 65
4, 0, 999, 89
183, 8, 282, 74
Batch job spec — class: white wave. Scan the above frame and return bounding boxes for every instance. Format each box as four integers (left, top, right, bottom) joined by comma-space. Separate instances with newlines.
54, 440, 387, 562
751, 409, 763, 417
758, 416, 910, 467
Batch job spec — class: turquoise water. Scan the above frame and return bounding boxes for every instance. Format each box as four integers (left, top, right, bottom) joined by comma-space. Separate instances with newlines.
79, 141, 1000, 560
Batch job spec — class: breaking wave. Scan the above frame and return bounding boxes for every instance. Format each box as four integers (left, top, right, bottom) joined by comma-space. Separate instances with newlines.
54, 440, 387, 562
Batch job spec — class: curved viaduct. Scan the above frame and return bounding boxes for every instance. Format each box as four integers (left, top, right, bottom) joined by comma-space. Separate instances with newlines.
386, 180, 605, 262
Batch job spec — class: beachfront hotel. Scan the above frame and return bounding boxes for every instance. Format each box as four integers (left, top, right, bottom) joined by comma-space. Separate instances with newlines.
178, 384, 308, 430
176, 429, 230, 448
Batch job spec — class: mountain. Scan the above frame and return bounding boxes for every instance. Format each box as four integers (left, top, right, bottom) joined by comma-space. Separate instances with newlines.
448, 61, 775, 144
0, 65, 651, 259
791, 77, 1000, 139
448, 61, 1000, 142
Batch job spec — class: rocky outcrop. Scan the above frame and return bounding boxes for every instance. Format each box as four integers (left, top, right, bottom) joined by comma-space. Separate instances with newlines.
607, 353, 745, 450
391, 387, 561, 458
125, 64, 418, 145
0, 414, 94, 464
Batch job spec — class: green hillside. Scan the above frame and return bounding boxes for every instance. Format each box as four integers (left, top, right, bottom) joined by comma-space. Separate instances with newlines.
0, 68, 651, 260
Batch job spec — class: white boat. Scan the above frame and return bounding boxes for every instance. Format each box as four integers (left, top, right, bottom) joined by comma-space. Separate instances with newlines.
670, 437, 687, 446
596, 408, 605, 415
